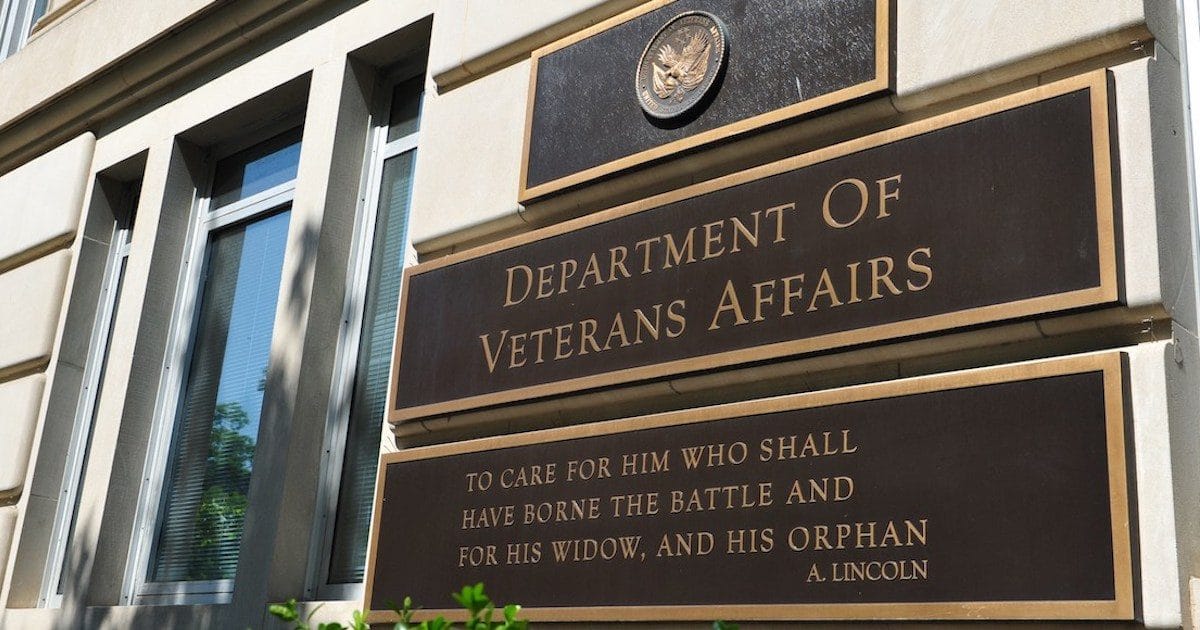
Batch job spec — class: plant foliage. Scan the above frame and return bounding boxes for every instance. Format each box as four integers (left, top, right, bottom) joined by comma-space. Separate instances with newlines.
269, 582, 737, 629
267, 583, 525, 630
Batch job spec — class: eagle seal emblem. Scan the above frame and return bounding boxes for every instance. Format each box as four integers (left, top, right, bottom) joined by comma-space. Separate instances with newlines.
636, 11, 728, 120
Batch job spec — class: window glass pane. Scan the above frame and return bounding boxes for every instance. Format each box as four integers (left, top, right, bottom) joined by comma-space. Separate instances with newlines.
327, 151, 415, 582
386, 76, 424, 142
210, 129, 302, 209
149, 208, 290, 583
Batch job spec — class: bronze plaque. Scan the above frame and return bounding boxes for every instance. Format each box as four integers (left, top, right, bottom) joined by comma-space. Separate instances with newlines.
390, 72, 1118, 422
635, 11, 729, 120
521, 0, 889, 200
366, 354, 1135, 622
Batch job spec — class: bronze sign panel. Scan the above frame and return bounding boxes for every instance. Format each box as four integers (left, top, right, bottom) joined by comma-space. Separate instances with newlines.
390, 72, 1118, 422
366, 354, 1135, 622
521, 0, 890, 200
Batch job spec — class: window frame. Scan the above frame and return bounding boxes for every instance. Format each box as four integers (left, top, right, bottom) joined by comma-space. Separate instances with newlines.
305, 70, 422, 601
0, 0, 46, 59
123, 128, 301, 606
39, 203, 135, 608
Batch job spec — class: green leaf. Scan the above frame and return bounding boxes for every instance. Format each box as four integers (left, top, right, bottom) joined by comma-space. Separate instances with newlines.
713, 621, 739, 630
503, 604, 518, 624
452, 586, 469, 609
267, 599, 300, 622
316, 623, 345, 630
388, 597, 416, 625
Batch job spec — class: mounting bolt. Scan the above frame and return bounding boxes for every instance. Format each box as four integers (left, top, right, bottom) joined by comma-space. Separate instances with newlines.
1140, 318, 1155, 341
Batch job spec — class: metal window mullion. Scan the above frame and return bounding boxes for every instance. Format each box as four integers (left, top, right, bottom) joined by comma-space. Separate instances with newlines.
1183, 0, 1200, 353
39, 224, 131, 608
308, 68, 425, 597
0, 0, 21, 57
137, 578, 234, 597
122, 189, 215, 604
13, 0, 36, 50
134, 216, 223, 601
206, 183, 295, 227
381, 132, 418, 159
308, 109, 391, 601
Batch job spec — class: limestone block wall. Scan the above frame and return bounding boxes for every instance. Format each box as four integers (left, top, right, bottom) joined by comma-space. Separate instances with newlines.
0, 133, 93, 593
0, 0, 1192, 628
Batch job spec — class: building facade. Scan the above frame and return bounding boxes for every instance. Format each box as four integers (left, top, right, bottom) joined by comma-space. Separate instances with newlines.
0, 0, 1197, 627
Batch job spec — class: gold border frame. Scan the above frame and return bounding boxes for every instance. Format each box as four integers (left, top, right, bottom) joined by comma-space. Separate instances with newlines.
517, 0, 892, 201
389, 70, 1118, 423
366, 353, 1135, 622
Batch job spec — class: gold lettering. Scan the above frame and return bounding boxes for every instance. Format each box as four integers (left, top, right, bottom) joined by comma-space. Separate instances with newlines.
609, 245, 631, 282
781, 273, 805, 316
876, 173, 901, 219
529, 328, 553, 364
504, 265, 532, 307
632, 305, 661, 344
846, 261, 862, 303
663, 229, 696, 269
709, 280, 749, 330
665, 299, 687, 338
752, 280, 775, 322
869, 256, 903, 299
536, 264, 554, 299
578, 319, 601, 355
822, 178, 868, 228
728, 211, 760, 253
603, 313, 631, 350
479, 330, 509, 373
703, 221, 725, 260
634, 237, 660, 274
763, 203, 794, 243
807, 268, 843, 312
554, 324, 573, 360
508, 332, 527, 368
907, 247, 933, 291
579, 254, 605, 289
558, 258, 577, 294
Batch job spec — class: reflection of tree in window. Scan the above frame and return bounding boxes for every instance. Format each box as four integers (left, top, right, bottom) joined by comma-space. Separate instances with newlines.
151, 208, 291, 583
193, 402, 253, 580
145, 128, 301, 591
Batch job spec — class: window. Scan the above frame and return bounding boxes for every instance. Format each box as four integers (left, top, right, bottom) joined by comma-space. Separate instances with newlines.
0, 0, 47, 59
312, 73, 422, 596
40, 180, 138, 608
132, 129, 301, 602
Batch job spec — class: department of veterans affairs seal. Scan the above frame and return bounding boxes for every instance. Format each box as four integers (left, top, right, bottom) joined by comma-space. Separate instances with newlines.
636, 11, 728, 120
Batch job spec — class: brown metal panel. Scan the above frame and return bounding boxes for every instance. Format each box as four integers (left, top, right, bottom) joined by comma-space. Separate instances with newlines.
389, 72, 1118, 423
519, 0, 891, 200
365, 353, 1134, 622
